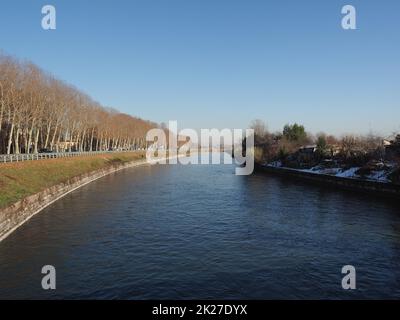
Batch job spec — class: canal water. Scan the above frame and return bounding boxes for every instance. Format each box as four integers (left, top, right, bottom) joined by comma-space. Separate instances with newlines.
0, 154, 400, 299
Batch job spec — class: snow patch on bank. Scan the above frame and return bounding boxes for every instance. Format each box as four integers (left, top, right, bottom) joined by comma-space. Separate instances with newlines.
265, 163, 395, 184
366, 170, 389, 182
335, 167, 361, 178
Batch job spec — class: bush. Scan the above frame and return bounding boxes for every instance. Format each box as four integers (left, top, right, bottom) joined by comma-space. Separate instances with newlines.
283, 123, 307, 143
316, 134, 329, 158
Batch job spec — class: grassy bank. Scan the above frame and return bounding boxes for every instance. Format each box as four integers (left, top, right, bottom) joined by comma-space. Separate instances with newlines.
0, 152, 146, 209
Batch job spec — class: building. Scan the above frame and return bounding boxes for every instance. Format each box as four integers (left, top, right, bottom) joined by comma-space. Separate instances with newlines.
297, 145, 317, 162
384, 135, 400, 160
55, 141, 78, 152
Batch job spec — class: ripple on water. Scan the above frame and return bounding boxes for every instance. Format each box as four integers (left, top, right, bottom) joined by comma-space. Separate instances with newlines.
0, 160, 400, 299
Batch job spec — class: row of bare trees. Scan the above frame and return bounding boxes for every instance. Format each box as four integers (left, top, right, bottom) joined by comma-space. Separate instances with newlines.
0, 53, 159, 155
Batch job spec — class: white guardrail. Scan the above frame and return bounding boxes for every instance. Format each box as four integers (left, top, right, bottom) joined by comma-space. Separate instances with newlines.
0, 150, 141, 164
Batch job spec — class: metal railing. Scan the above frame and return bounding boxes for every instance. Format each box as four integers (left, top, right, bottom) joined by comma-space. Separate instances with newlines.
0, 150, 144, 164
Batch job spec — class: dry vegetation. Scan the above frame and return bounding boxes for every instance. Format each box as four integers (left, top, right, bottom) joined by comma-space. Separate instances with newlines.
249, 119, 400, 170
0, 151, 145, 209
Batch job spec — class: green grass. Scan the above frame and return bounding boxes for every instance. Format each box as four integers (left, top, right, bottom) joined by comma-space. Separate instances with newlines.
0, 152, 146, 209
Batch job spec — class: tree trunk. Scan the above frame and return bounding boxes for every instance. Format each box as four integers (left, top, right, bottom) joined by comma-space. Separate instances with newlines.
14, 127, 20, 154
7, 123, 14, 155
89, 127, 95, 151
33, 129, 40, 154
44, 120, 52, 149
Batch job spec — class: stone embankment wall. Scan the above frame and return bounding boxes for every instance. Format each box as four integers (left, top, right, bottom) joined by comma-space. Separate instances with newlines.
0, 159, 152, 242
256, 164, 400, 199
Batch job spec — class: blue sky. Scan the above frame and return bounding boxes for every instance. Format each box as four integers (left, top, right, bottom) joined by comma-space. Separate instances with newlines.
0, 0, 399, 136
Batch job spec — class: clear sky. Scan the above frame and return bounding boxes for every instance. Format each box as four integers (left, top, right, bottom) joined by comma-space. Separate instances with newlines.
0, 0, 399, 136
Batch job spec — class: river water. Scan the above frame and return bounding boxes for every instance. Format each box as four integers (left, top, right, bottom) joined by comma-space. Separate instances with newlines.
0, 154, 400, 299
